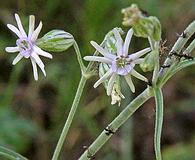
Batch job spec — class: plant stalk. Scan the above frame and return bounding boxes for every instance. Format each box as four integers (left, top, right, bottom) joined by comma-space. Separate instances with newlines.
52, 75, 87, 160
153, 88, 164, 160
158, 20, 195, 84
52, 39, 106, 160
79, 87, 153, 160
73, 42, 87, 73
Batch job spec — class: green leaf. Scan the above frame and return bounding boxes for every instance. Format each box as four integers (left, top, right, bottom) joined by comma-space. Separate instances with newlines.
0, 146, 28, 160
154, 88, 164, 160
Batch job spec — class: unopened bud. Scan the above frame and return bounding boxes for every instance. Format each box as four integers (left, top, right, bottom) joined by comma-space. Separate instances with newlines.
149, 16, 161, 41
121, 4, 143, 26
122, 4, 161, 41
36, 30, 74, 52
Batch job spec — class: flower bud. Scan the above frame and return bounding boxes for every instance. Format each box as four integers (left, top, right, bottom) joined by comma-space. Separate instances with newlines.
36, 30, 74, 52
121, 4, 143, 26
140, 49, 158, 72
149, 16, 161, 41
122, 4, 161, 41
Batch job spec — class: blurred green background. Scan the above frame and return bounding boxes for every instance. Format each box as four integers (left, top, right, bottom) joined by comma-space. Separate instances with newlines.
0, 0, 195, 160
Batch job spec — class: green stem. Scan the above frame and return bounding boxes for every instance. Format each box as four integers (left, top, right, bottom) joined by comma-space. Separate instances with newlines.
148, 36, 155, 50
52, 39, 105, 160
73, 42, 87, 73
158, 20, 195, 83
158, 24, 195, 87
154, 88, 164, 160
184, 38, 195, 54
148, 36, 159, 85
52, 75, 87, 160
79, 88, 153, 160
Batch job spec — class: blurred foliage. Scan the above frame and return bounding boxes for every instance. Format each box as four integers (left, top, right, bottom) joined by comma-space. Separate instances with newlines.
0, 0, 194, 160
0, 108, 37, 153
163, 138, 195, 160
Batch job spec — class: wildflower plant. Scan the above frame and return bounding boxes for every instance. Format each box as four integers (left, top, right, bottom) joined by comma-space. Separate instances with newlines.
1, 3, 195, 160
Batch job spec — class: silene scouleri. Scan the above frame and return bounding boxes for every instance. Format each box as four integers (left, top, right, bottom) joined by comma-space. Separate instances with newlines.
5, 13, 52, 80
84, 28, 151, 105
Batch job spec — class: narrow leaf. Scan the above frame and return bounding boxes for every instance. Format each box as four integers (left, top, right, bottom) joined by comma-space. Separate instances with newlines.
0, 146, 28, 160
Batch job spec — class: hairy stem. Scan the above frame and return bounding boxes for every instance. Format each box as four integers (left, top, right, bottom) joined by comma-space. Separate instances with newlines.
79, 88, 153, 160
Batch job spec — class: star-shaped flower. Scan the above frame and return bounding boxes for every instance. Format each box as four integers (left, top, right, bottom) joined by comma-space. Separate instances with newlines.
84, 28, 150, 95
5, 13, 52, 80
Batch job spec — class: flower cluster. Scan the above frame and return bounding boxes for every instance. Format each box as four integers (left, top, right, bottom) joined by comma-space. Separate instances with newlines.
84, 28, 150, 101
5, 14, 52, 80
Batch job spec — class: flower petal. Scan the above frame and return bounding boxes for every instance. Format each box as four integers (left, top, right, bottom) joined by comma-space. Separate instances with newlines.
129, 47, 151, 60
7, 24, 22, 38
124, 74, 135, 93
113, 28, 123, 56
30, 58, 38, 80
84, 56, 112, 64
12, 53, 23, 65
5, 46, 19, 53
94, 69, 113, 88
28, 15, 35, 38
15, 13, 27, 37
90, 41, 115, 59
31, 21, 42, 42
31, 52, 46, 76
131, 69, 148, 82
107, 73, 117, 95
33, 46, 53, 59
113, 64, 133, 76
123, 29, 133, 57
133, 58, 144, 64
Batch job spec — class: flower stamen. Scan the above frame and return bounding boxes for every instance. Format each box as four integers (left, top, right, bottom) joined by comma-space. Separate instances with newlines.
16, 38, 33, 57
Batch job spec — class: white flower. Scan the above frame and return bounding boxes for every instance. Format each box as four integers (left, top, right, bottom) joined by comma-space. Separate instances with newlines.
84, 28, 150, 95
5, 13, 52, 80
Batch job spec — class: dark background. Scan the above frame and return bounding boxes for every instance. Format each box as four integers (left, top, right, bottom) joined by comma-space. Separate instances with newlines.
0, 0, 195, 159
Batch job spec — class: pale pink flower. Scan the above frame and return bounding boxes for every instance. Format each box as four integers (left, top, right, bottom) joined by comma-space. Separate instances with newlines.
5, 14, 52, 80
